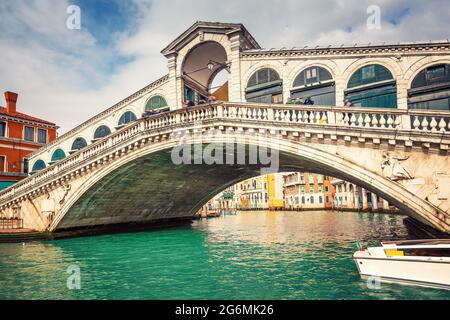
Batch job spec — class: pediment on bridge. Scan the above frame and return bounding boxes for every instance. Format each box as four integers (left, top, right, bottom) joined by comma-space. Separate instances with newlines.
161, 21, 261, 57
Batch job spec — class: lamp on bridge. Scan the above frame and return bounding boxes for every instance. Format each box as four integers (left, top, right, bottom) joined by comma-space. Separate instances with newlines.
207, 60, 231, 73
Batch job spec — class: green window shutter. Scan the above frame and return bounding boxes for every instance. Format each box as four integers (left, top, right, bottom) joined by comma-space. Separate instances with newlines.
146, 96, 168, 111
51, 149, 66, 162
348, 64, 394, 89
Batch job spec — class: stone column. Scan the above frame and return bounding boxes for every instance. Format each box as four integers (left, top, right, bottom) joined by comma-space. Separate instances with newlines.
228, 34, 242, 102
382, 199, 390, 211
371, 193, 378, 210
334, 77, 346, 107
396, 78, 411, 129
362, 189, 368, 210
166, 54, 180, 109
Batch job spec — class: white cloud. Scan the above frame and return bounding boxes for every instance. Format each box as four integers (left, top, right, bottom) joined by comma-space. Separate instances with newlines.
0, 0, 449, 133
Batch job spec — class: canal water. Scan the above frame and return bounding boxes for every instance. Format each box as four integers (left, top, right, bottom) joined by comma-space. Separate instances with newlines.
0, 211, 449, 300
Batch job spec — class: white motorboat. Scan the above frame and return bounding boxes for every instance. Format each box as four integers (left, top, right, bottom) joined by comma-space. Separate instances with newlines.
353, 239, 450, 290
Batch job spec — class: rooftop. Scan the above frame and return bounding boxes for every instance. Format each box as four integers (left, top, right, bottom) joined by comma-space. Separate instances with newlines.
242, 39, 450, 55
0, 106, 57, 126
161, 21, 261, 56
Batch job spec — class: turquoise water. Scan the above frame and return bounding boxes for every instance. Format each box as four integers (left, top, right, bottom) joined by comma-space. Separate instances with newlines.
0, 211, 449, 300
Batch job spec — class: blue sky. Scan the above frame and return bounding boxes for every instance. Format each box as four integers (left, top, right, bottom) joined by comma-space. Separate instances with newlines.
72, 0, 142, 50
69, 0, 142, 77
0, 0, 449, 133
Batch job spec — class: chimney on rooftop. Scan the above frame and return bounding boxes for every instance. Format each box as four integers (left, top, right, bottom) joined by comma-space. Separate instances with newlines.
4, 91, 18, 114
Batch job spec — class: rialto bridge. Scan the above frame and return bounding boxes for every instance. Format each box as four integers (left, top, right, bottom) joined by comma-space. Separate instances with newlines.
0, 22, 449, 233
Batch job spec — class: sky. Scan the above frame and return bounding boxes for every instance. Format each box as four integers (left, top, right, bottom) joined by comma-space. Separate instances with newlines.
0, 0, 449, 133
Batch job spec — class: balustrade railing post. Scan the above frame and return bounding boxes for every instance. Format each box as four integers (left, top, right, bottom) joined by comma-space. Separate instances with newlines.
216, 104, 224, 118
267, 108, 274, 121
327, 111, 336, 125
400, 114, 411, 130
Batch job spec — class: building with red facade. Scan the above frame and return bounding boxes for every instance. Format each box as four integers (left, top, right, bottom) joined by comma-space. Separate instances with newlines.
0, 91, 58, 190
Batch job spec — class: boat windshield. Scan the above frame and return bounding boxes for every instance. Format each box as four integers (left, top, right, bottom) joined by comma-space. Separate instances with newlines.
385, 247, 450, 257
382, 239, 450, 246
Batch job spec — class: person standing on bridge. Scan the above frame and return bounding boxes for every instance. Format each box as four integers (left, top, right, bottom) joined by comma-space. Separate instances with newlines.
184, 100, 194, 108
294, 97, 304, 105
208, 95, 217, 104
344, 99, 353, 107
304, 97, 315, 105
287, 97, 296, 121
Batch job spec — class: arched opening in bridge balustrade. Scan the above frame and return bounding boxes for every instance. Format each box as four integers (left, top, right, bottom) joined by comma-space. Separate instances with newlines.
93, 125, 112, 141
71, 137, 88, 153
344, 64, 397, 108
182, 41, 229, 104
408, 64, 450, 111
50, 149, 66, 165
291, 66, 336, 106
145, 95, 169, 113
246, 68, 283, 104
118, 111, 137, 128
31, 159, 46, 174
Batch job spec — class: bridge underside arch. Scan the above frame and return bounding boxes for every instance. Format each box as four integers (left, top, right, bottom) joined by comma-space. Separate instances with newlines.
54, 141, 447, 232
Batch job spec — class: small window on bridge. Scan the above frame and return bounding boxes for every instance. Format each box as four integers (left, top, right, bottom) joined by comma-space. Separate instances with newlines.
71, 137, 88, 151
408, 64, 450, 111
94, 125, 112, 140
291, 66, 335, 106
246, 68, 283, 104
146, 96, 168, 112
345, 64, 397, 108
50, 149, 66, 163
31, 160, 46, 173
118, 111, 137, 126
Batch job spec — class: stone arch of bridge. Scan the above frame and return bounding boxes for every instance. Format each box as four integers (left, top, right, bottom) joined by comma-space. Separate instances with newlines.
49, 132, 448, 233
181, 40, 229, 101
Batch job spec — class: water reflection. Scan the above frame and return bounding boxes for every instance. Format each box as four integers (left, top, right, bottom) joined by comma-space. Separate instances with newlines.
0, 211, 448, 300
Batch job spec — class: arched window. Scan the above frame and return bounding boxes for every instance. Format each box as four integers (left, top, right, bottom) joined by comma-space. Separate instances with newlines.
292, 66, 335, 105
146, 96, 168, 111
408, 64, 450, 111
71, 137, 88, 151
246, 68, 283, 104
345, 64, 397, 108
94, 125, 112, 140
31, 160, 46, 173
51, 149, 66, 163
118, 111, 137, 126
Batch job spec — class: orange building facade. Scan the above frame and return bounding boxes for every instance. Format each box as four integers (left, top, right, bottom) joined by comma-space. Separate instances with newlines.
0, 91, 58, 190
284, 172, 335, 209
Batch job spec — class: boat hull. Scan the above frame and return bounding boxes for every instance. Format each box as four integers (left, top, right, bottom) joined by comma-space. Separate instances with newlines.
353, 251, 450, 290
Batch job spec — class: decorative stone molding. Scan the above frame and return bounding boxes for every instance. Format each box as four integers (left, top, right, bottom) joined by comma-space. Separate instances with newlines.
381, 152, 414, 181
241, 42, 450, 59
